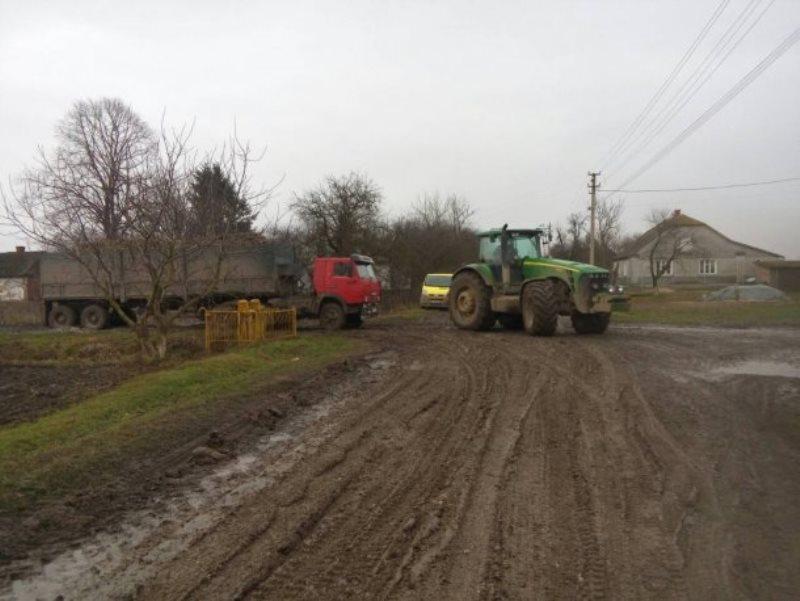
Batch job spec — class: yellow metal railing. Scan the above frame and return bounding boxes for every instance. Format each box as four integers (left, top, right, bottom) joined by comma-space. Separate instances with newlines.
204, 299, 297, 351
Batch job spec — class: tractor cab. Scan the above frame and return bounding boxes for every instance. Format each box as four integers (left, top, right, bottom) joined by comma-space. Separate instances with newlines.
478, 227, 549, 291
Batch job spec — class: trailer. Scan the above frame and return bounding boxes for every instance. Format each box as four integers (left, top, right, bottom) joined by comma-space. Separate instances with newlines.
38, 244, 381, 330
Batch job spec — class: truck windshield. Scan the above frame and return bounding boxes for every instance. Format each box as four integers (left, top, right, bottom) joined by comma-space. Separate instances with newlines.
356, 263, 376, 280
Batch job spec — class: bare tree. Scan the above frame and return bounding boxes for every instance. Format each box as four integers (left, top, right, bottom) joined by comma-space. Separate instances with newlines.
551, 212, 587, 261
645, 208, 693, 290
3, 98, 267, 360
595, 198, 624, 268
382, 193, 476, 292
291, 173, 383, 256
21, 98, 157, 242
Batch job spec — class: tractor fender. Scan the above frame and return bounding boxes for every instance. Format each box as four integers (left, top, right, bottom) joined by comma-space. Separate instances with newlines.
520, 273, 572, 294
451, 264, 495, 288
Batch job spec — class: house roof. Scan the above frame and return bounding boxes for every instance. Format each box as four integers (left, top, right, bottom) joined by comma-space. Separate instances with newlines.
755, 259, 800, 269
0, 250, 45, 278
616, 210, 783, 260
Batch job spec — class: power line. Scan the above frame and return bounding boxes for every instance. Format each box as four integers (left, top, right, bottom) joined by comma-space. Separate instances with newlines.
598, 0, 730, 171
616, 26, 800, 190
603, 176, 800, 193
603, 0, 773, 185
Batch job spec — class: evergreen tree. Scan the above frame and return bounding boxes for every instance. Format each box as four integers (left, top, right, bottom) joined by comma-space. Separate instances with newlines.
188, 163, 254, 235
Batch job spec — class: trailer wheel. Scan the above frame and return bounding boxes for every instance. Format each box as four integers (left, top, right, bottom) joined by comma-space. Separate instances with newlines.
80, 303, 109, 330
48, 304, 77, 328
319, 302, 346, 330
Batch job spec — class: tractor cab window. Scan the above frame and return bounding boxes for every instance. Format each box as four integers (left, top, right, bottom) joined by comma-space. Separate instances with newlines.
479, 233, 541, 264
479, 236, 502, 264
333, 261, 353, 277
511, 235, 540, 260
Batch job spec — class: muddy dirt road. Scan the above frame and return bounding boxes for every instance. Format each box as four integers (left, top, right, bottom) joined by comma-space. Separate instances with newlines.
7, 315, 800, 600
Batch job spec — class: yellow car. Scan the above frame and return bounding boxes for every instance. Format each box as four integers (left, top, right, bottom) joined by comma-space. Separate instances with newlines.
420, 273, 452, 309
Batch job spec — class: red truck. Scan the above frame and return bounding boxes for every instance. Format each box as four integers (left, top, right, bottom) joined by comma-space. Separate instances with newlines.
36, 244, 381, 330
273, 254, 382, 329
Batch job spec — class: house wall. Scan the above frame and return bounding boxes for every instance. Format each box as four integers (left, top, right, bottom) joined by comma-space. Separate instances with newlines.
0, 300, 45, 325
616, 224, 779, 286
0, 278, 26, 301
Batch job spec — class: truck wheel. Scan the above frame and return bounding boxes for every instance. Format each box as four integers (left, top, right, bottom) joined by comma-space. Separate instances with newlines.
571, 311, 610, 335
80, 303, 109, 330
319, 302, 346, 330
449, 271, 494, 331
497, 314, 523, 330
522, 281, 557, 336
48, 304, 77, 328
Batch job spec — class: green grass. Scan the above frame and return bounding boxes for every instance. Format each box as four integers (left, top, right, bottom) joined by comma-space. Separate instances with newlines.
615, 294, 800, 327
0, 334, 360, 511
0, 327, 203, 365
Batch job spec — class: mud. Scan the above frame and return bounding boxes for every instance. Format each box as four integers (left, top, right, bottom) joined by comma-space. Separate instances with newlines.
4, 314, 800, 600
0, 363, 140, 425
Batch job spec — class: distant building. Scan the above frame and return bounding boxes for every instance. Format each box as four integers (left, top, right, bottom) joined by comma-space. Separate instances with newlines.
0, 247, 44, 301
754, 260, 800, 291
615, 210, 783, 286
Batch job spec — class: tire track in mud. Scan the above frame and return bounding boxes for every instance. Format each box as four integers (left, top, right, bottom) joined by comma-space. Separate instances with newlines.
139, 325, 706, 601
11, 320, 799, 600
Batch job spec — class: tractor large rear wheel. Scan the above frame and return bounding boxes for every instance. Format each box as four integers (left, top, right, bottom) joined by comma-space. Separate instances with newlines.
522, 281, 557, 336
449, 271, 495, 331
571, 311, 610, 335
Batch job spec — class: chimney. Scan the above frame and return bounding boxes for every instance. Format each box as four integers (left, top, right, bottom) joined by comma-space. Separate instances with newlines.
672, 209, 682, 218
15, 246, 25, 253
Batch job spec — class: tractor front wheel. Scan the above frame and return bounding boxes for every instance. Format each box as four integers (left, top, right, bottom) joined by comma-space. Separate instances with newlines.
522, 281, 558, 336
449, 271, 495, 331
571, 311, 610, 335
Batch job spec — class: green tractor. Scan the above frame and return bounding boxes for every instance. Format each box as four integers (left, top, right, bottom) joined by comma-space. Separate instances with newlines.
449, 225, 628, 335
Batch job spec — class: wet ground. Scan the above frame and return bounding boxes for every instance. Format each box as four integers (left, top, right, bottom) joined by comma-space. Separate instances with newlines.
3, 314, 800, 600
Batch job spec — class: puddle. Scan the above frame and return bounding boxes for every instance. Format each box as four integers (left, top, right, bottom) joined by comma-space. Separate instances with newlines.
3, 354, 398, 601
712, 360, 800, 379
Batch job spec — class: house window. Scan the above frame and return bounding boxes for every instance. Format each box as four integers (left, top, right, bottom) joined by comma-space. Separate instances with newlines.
655, 259, 673, 276
699, 259, 717, 275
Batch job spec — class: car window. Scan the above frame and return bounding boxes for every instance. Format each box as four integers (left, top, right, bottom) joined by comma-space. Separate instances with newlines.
424, 275, 452, 287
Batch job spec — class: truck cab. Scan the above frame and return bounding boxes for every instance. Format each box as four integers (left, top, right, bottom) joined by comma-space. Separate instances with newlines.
312, 254, 381, 329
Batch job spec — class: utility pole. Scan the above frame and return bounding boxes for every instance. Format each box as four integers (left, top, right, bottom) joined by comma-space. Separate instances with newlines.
587, 171, 600, 265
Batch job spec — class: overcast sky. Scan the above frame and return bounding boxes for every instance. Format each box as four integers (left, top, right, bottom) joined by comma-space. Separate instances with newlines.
1, 0, 799, 257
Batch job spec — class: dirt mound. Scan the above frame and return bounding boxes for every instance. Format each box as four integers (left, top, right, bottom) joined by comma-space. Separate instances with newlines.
705, 284, 788, 301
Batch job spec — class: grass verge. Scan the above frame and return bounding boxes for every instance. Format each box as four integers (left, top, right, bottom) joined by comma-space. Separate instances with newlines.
615, 297, 800, 327
0, 327, 203, 365
0, 334, 360, 512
